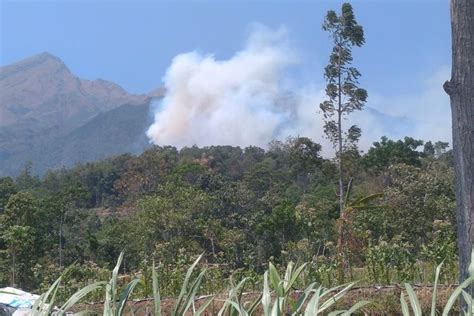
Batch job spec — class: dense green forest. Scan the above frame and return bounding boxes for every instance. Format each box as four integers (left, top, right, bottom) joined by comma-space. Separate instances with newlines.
0, 136, 457, 296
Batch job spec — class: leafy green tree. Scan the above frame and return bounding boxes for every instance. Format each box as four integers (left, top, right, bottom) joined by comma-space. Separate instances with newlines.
0, 177, 17, 212
56, 184, 89, 268
353, 162, 455, 250
287, 137, 322, 180
320, 1, 367, 259
423, 141, 435, 157
171, 161, 208, 185
363, 136, 424, 172
243, 159, 277, 196
423, 141, 451, 160
255, 200, 299, 260
0, 193, 39, 288
2, 225, 35, 287
129, 183, 214, 264
434, 141, 450, 158
3, 192, 38, 227
242, 146, 266, 173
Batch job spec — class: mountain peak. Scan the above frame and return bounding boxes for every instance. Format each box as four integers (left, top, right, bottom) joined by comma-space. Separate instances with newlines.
32, 51, 65, 64
0, 52, 164, 175
0, 51, 70, 80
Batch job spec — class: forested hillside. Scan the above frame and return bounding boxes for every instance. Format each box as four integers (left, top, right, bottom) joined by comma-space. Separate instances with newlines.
0, 136, 457, 294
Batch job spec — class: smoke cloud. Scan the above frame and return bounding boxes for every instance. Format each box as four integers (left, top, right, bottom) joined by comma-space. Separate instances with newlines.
147, 25, 451, 153
146, 25, 312, 148
351, 67, 452, 152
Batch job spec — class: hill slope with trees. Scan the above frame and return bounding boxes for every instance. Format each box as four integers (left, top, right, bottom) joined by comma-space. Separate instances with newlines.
0, 137, 456, 293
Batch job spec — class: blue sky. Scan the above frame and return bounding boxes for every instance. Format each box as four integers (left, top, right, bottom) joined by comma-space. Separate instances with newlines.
0, 0, 453, 150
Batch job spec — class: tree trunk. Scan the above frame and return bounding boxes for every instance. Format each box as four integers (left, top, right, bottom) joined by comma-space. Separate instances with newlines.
59, 212, 64, 269
337, 45, 345, 216
444, 0, 474, 293
11, 250, 16, 287
336, 45, 347, 280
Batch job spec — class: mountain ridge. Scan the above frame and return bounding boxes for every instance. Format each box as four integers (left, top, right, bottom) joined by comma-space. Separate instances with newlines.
0, 52, 150, 129
0, 52, 163, 176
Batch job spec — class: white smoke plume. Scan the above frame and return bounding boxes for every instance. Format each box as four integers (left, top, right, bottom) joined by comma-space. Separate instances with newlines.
147, 25, 452, 153
146, 25, 319, 148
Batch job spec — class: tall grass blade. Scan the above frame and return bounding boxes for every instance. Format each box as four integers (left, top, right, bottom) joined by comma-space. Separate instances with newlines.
262, 271, 271, 316
45, 277, 61, 315
283, 262, 294, 291
342, 300, 370, 315
247, 293, 263, 316
269, 262, 282, 296
111, 252, 124, 305
217, 278, 237, 316
431, 261, 443, 316
461, 290, 473, 316
195, 296, 214, 316
103, 283, 112, 316
320, 284, 346, 299
59, 281, 105, 314
30, 293, 45, 316
117, 278, 141, 316
172, 254, 203, 316
227, 300, 247, 316
304, 287, 322, 316
442, 276, 474, 316
293, 282, 316, 315
400, 294, 410, 316
181, 269, 206, 315
404, 283, 422, 316
42, 276, 62, 308
270, 295, 281, 316
31, 276, 62, 315
286, 263, 307, 295
319, 282, 356, 312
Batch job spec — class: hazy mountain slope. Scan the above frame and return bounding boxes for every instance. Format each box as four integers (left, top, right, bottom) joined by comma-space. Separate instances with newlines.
0, 52, 161, 176
5, 103, 153, 175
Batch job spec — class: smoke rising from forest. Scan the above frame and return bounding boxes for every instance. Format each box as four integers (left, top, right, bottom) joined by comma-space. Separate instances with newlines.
146, 26, 328, 149
147, 25, 451, 152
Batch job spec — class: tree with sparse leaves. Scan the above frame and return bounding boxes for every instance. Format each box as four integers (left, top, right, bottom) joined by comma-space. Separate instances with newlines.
320, 3, 367, 258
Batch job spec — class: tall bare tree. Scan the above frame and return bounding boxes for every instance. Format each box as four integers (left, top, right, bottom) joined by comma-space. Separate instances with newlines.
320, 3, 367, 259
443, 0, 474, 288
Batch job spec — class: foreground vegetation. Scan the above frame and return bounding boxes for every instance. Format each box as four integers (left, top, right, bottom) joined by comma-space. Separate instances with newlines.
27, 251, 473, 315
